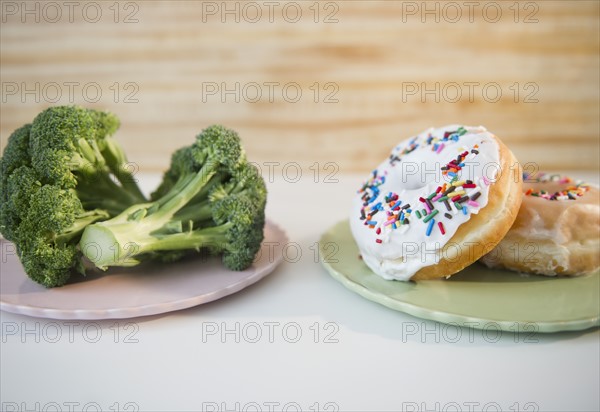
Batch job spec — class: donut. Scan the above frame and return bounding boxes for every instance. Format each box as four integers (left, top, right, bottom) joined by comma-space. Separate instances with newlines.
480, 173, 600, 276
350, 125, 522, 281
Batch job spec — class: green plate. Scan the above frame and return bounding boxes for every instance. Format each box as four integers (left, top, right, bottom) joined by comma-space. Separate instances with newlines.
319, 220, 600, 332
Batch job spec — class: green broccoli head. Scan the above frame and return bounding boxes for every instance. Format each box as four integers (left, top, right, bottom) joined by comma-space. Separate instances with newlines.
14, 185, 107, 288
91, 109, 120, 138
17, 185, 80, 287
28, 106, 144, 203
0, 124, 32, 175
0, 105, 145, 287
209, 162, 266, 205
151, 125, 247, 202
0, 125, 35, 240
0, 166, 40, 241
151, 125, 244, 200
2, 170, 85, 287
21, 185, 81, 236
212, 194, 266, 271
29, 106, 101, 187
20, 239, 78, 288
80, 125, 266, 272
193, 124, 245, 169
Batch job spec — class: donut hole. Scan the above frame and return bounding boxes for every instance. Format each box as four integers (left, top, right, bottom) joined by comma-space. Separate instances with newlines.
397, 168, 430, 191
395, 166, 451, 191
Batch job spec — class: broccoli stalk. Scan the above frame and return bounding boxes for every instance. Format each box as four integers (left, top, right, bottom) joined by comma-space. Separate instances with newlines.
0, 106, 147, 287
80, 125, 267, 271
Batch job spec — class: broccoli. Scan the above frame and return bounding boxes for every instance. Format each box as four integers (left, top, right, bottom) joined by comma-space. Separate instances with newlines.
30, 106, 146, 213
0, 106, 146, 287
80, 125, 267, 271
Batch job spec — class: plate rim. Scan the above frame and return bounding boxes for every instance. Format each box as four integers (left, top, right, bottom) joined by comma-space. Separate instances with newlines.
0, 220, 288, 320
320, 219, 600, 333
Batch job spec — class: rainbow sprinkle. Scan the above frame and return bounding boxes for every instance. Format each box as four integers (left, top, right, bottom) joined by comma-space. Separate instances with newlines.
426, 219, 435, 236
438, 221, 446, 235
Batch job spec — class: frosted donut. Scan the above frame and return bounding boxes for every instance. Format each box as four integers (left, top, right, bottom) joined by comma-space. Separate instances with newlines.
350, 125, 522, 281
480, 173, 600, 276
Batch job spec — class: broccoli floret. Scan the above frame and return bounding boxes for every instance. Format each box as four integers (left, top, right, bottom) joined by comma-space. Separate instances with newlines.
0, 106, 146, 287
0, 125, 33, 240
17, 185, 109, 287
80, 125, 267, 271
29, 106, 146, 212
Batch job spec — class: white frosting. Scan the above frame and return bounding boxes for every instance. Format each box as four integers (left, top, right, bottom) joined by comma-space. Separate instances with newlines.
350, 125, 500, 281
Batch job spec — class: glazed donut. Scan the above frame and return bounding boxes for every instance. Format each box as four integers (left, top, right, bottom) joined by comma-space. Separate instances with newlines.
480, 173, 600, 276
350, 125, 522, 281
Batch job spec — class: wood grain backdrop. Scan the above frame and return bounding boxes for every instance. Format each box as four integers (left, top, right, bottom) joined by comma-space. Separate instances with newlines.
1, 0, 599, 173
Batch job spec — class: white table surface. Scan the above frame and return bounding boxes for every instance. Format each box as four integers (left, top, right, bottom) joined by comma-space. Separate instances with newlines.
1, 172, 599, 412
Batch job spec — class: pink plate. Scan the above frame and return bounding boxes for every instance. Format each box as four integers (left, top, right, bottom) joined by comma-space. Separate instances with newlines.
0, 220, 287, 320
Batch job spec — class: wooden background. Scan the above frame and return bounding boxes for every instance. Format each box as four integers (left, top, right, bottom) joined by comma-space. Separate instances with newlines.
1, 1, 599, 174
